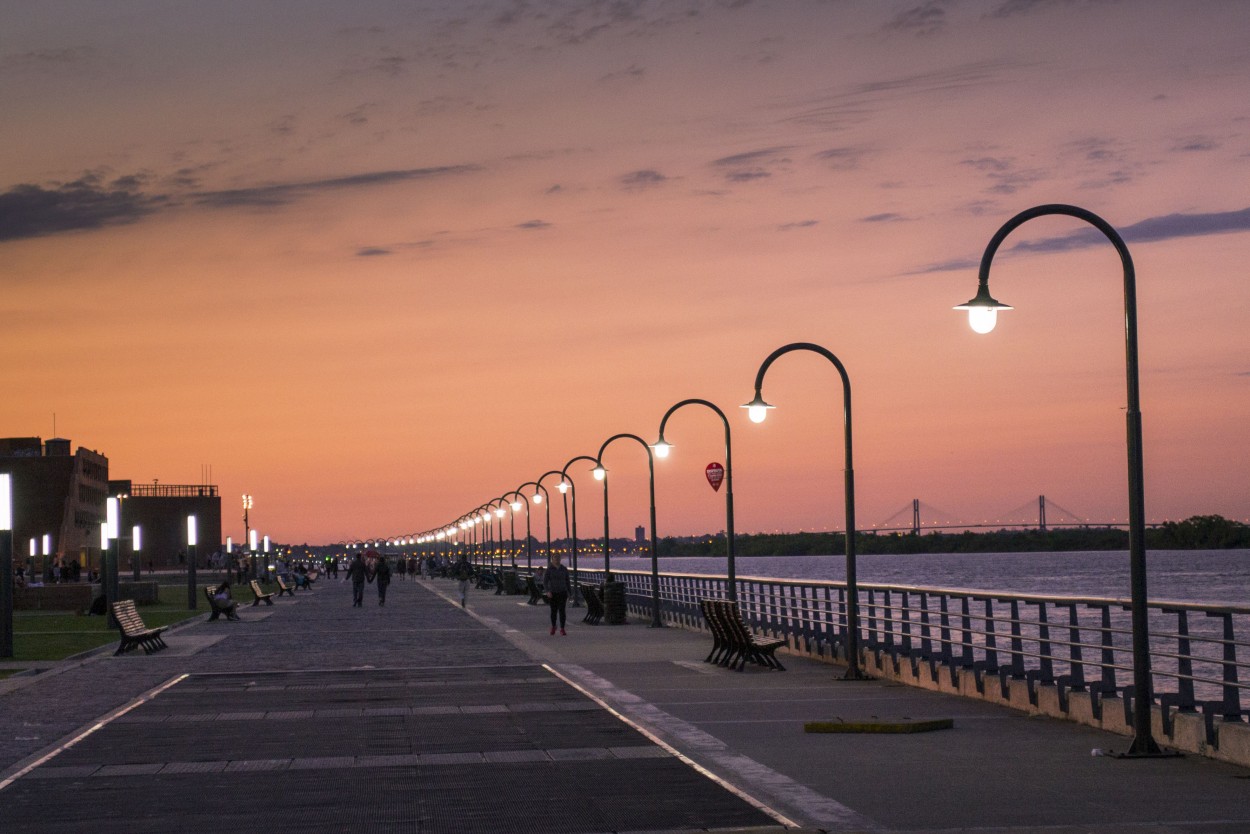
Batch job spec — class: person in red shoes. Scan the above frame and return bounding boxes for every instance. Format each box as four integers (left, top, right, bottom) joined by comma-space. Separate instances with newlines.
543, 552, 571, 635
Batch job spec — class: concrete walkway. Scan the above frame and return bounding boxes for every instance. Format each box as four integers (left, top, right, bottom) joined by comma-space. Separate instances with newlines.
1, 576, 1248, 833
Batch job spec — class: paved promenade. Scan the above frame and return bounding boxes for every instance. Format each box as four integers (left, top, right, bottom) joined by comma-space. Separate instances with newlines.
1, 575, 1249, 833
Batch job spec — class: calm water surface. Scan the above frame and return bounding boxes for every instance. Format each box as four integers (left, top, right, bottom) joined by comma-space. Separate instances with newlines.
573, 549, 1250, 606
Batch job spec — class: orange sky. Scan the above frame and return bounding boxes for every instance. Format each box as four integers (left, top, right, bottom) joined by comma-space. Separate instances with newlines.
2, 1, 1247, 545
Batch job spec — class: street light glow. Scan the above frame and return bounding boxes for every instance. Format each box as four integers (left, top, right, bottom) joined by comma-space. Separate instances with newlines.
0, 474, 11, 531
557, 480, 569, 494
187, 515, 197, 547
740, 393, 775, 424
651, 440, 671, 458
592, 465, 606, 481
532, 492, 542, 504
954, 285, 1012, 334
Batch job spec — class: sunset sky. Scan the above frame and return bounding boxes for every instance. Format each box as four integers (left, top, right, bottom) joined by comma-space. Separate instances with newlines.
2, 1, 1247, 546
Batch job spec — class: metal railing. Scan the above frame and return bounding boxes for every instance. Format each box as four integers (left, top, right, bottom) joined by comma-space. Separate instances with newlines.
579, 568, 1249, 737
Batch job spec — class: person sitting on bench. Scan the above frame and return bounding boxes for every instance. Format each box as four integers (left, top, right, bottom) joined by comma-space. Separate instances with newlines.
211, 581, 240, 620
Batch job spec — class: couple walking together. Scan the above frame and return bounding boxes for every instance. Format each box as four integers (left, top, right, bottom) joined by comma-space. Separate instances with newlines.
347, 551, 391, 607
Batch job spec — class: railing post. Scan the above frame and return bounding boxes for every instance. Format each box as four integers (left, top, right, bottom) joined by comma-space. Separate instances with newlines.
919, 592, 933, 658
1008, 599, 1026, 678
1211, 611, 1241, 720
938, 595, 954, 663
1065, 603, 1086, 692
983, 597, 999, 670
959, 596, 975, 667
1036, 602, 1054, 684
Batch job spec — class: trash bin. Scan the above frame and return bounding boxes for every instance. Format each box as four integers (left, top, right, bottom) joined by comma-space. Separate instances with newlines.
602, 581, 627, 624
502, 570, 521, 595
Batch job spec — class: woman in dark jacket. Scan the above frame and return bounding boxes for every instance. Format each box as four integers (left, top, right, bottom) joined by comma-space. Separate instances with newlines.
543, 553, 571, 636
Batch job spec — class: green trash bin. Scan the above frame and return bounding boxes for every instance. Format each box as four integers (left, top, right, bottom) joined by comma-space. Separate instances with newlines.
602, 581, 627, 624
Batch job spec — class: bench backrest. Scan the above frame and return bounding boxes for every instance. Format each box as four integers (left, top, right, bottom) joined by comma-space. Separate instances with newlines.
275, 575, 290, 590
111, 599, 148, 637
249, 579, 266, 597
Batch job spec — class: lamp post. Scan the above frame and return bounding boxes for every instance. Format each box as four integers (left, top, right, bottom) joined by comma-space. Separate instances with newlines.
744, 343, 868, 681
522, 481, 552, 569
594, 433, 657, 589
187, 515, 198, 610
654, 399, 738, 607
249, 529, 258, 581
242, 494, 253, 576
954, 203, 1165, 757
0, 474, 13, 658
505, 489, 533, 570
132, 525, 142, 582
105, 496, 121, 626
560, 456, 599, 608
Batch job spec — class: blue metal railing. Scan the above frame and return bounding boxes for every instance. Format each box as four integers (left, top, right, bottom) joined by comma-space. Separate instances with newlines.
577, 568, 1249, 737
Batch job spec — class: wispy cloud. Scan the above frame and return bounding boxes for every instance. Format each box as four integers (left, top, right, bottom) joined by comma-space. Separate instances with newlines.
782, 60, 1020, 132
194, 166, 479, 209
960, 155, 1049, 195
861, 212, 906, 223
778, 220, 818, 231
516, 219, 552, 230
883, 1, 950, 37
0, 165, 481, 241
620, 169, 669, 189
712, 146, 792, 183
813, 146, 869, 171
1010, 207, 1250, 253
0, 174, 161, 242
1170, 136, 1220, 153
356, 247, 391, 257
908, 206, 1250, 272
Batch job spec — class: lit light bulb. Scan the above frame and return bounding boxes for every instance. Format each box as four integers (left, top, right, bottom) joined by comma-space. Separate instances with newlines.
532, 492, 542, 504
652, 441, 671, 458
747, 404, 769, 423
557, 481, 569, 494
968, 306, 998, 334
511, 501, 522, 512
592, 466, 606, 481
495, 508, 505, 518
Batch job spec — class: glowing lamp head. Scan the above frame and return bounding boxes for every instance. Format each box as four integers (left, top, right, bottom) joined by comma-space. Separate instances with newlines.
741, 393, 775, 424
954, 285, 1012, 334
592, 465, 606, 481
651, 440, 671, 459
557, 480, 569, 494
532, 491, 542, 504
511, 500, 522, 512
495, 507, 505, 518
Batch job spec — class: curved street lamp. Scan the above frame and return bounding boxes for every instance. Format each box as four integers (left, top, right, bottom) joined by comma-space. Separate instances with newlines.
520, 480, 552, 570
505, 488, 533, 570
595, 433, 657, 593
560, 455, 600, 607
955, 203, 1165, 757
744, 343, 868, 681
655, 398, 738, 604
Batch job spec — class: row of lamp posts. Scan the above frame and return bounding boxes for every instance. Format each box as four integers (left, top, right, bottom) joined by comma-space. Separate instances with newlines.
216, 203, 1163, 756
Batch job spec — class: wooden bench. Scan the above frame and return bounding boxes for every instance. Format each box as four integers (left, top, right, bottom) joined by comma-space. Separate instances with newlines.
249, 579, 276, 606
524, 574, 548, 605
203, 586, 241, 621
111, 599, 170, 656
274, 575, 296, 597
702, 599, 786, 671
579, 583, 604, 625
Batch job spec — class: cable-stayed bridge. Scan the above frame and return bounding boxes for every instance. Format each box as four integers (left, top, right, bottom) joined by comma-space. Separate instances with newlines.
867, 495, 1152, 534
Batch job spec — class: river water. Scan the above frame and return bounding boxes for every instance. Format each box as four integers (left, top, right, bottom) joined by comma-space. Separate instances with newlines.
572, 549, 1250, 606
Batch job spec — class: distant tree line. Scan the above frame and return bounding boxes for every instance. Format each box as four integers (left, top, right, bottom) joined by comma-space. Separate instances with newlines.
653, 515, 1250, 557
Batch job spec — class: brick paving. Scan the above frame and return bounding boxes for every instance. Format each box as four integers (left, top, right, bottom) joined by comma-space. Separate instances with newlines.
0, 577, 786, 833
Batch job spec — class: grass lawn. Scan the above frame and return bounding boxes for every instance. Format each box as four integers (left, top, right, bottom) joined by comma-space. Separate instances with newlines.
10, 582, 260, 662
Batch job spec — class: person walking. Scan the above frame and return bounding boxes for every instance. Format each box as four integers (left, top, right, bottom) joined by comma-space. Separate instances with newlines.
451, 553, 474, 608
374, 555, 392, 606
347, 551, 368, 608
543, 552, 571, 636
